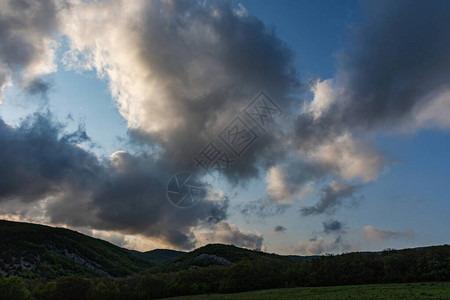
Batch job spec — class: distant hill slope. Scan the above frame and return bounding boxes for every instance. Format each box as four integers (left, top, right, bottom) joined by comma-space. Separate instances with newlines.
151, 243, 300, 272
130, 249, 186, 264
0, 220, 153, 279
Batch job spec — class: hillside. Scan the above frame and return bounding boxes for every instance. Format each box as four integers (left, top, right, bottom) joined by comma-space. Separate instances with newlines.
0, 220, 449, 299
150, 243, 305, 273
130, 249, 186, 264
0, 220, 153, 279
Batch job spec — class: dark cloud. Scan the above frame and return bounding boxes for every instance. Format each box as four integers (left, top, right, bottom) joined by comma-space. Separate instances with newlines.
272, 225, 286, 233
300, 181, 361, 216
2, 0, 446, 249
264, 157, 332, 205
0, 113, 229, 249
24, 78, 52, 97
0, 112, 96, 203
197, 222, 263, 250
338, 0, 450, 129
239, 198, 289, 218
63, 0, 300, 184
0, 0, 58, 99
286, 0, 450, 194
322, 219, 345, 234
294, 0, 450, 147
0, 0, 297, 249
298, 220, 352, 255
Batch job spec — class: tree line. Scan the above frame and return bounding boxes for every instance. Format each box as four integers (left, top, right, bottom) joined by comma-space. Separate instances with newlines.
0, 245, 449, 300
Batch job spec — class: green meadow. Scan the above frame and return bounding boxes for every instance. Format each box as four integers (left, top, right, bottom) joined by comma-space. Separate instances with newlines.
165, 282, 450, 300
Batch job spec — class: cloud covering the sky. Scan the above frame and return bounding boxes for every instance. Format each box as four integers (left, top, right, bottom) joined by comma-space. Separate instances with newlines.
0, 113, 233, 249
284, 0, 450, 221
0, 0, 300, 251
0, 0, 449, 253
61, 0, 298, 183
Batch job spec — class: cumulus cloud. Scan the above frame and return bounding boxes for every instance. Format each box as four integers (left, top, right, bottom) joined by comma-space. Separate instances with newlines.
300, 181, 361, 216
272, 225, 286, 233
196, 221, 263, 250
298, 0, 450, 135
337, 0, 450, 131
285, 0, 450, 201
1, 0, 448, 249
266, 166, 294, 204
304, 133, 384, 182
0, 0, 300, 249
0, 113, 229, 249
0, 112, 95, 203
305, 79, 337, 121
322, 219, 345, 234
60, 0, 298, 182
362, 225, 415, 242
0, 0, 60, 100
265, 163, 317, 204
295, 235, 353, 255
295, 218, 353, 255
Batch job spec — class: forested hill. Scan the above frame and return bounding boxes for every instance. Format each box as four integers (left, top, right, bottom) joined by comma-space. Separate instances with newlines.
151, 243, 307, 273
0, 220, 152, 279
129, 249, 186, 264
0, 220, 449, 299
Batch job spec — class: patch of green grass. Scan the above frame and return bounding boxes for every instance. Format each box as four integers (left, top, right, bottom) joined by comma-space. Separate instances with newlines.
162, 282, 450, 300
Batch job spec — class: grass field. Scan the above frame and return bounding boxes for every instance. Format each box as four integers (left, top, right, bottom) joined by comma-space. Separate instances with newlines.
162, 282, 450, 300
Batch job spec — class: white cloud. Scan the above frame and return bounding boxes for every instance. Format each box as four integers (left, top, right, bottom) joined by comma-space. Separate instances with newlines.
265, 165, 314, 205
362, 225, 415, 242
414, 89, 450, 130
305, 133, 384, 182
266, 166, 294, 204
196, 222, 264, 250
305, 79, 339, 120
295, 235, 354, 255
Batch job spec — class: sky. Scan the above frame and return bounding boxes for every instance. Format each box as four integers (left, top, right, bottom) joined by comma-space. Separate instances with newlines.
0, 0, 449, 255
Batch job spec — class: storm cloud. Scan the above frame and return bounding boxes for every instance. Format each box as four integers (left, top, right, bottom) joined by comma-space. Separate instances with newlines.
0, 113, 230, 249
300, 181, 361, 216
61, 0, 299, 182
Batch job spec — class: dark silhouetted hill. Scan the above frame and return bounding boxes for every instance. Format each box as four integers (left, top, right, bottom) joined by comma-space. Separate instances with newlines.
0, 220, 153, 279
129, 248, 185, 263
